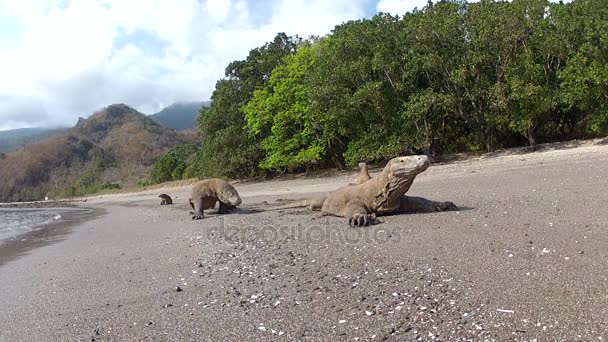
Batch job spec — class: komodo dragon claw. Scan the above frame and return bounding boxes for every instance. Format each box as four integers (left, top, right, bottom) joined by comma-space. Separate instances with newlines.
436, 201, 458, 211
349, 213, 378, 227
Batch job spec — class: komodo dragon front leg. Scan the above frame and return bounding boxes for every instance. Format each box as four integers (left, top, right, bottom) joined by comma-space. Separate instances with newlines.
344, 196, 455, 227
399, 196, 457, 213
190, 197, 219, 219
345, 204, 378, 227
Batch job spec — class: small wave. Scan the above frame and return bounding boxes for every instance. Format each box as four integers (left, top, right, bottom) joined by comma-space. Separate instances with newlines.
0, 208, 90, 242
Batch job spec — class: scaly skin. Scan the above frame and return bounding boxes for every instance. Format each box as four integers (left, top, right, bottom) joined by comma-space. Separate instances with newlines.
274, 163, 371, 209
189, 178, 242, 220
271, 155, 456, 227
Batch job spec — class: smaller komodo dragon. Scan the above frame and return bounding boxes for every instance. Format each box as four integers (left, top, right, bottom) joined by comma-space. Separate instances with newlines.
189, 178, 242, 220
270, 155, 456, 227
158, 194, 173, 205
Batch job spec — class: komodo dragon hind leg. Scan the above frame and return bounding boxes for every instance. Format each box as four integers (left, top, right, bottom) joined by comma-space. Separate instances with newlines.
191, 198, 205, 220
345, 205, 379, 227
399, 196, 457, 213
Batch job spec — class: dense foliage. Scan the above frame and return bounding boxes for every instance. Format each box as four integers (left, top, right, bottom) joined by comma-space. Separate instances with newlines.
149, 144, 199, 184
171, 0, 608, 179
184, 33, 303, 179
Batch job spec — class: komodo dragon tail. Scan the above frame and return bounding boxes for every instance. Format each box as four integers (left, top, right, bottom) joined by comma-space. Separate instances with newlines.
266, 197, 326, 211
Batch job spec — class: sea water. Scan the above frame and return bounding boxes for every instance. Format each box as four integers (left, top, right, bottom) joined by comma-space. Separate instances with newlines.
0, 208, 90, 242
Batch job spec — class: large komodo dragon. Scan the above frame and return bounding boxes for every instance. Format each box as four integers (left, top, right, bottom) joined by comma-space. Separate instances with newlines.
272, 155, 457, 227
189, 178, 242, 220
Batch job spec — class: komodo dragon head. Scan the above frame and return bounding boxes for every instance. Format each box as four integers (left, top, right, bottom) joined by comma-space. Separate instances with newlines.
220, 183, 243, 206
374, 155, 430, 208
384, 155, 429, 178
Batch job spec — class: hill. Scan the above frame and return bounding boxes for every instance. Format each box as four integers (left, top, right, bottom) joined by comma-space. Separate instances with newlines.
0, 104, 193, 202
0, 127, 68, 153
149, 101, 209, 130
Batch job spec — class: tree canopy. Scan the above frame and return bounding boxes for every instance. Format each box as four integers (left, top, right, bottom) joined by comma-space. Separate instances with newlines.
161, 0, 608, 179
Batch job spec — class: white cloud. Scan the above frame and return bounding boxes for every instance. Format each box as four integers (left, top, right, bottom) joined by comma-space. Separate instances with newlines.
204, 0, 232, 22
376, 0, 431, 15
0, 0, 372, 129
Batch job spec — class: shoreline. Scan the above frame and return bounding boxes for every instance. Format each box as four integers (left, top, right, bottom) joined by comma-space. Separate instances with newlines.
3, 137, 606, 208
0, 207, 104, 267
0, 141, 608, 340
0, 200, 77, 209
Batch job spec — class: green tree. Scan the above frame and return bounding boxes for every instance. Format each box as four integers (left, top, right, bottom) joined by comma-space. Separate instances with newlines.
149, 144, 199, 184
398, 1, 470, 153
306, 14, 413, 166
558, 0, 608, 135
501, 0, 557, 147
244, 44, 334, 171
149, 153, 180, 184
456, 0, 524, 151
165, 0, 608, 180
193, 33, 302, 177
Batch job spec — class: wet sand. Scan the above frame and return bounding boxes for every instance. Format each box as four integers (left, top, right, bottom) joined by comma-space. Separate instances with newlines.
0, 208, 103, 267
1, 140, 608, 341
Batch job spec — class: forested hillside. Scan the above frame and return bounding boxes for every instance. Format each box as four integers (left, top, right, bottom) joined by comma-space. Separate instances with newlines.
153, 0, 607, 182
149, 101, 209, 130
0, 104, 192, 202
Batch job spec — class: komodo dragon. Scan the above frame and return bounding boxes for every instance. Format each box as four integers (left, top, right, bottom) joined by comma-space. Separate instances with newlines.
158, 194, 173, 205
271, 155, 456, 227
189, 178, 242, 220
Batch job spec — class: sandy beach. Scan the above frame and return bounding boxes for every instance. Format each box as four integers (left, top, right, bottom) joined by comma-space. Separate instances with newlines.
1, 140, 608, 341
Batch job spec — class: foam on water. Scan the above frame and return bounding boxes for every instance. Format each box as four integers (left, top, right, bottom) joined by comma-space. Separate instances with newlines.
0, 208, 84, 242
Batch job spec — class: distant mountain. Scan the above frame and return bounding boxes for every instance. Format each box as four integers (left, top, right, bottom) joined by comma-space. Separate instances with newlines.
149, 101, 209, 130
0, 127, 68, 153
0, 104, 194, 202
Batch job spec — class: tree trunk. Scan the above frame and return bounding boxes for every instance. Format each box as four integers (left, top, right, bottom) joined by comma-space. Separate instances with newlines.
331, 153, 345, 170
526, 124, 538, 148
485, 128, 494, 152
558, 120, 567, 140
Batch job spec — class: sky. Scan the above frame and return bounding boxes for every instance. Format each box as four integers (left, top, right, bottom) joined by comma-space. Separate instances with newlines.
0, 0, 444, 130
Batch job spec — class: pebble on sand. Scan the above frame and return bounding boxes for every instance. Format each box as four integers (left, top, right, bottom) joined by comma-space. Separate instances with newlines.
497, 309, 514, 314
